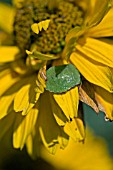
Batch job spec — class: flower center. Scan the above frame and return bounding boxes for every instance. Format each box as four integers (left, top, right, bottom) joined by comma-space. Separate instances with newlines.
13, 0, 83, 56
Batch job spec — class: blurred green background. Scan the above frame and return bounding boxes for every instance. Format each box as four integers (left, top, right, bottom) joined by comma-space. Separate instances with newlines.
0, 0, 12, 4
1, 0, 113, 169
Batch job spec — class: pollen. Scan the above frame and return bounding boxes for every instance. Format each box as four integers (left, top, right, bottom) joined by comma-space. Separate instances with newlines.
14, 0, 84, 55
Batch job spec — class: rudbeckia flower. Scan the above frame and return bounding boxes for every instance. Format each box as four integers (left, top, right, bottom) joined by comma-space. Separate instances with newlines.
0, 0, 113, 156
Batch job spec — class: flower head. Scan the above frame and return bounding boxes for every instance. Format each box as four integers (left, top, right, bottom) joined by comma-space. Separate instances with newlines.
0, 0, 113, 157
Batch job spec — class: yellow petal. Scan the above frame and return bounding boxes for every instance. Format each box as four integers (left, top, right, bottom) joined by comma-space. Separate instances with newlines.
41, 128, 113, 170
39, 126, 58, 154
86, 0, 112, 28
31, 20, 50, 34
0, 94, 15, 119
0, 3, 15, 33
53, 87, 79, 120
31, 23, 40, 34
26, 129, 41, 159
58, 130, 69, 150
0, 46, 20, 62
49, 93, 67, 126
70, 52, 113, 92
0, 111, 15, 141
94, 85, 113, 120
14, 84, 32, 113
76, 37, 113, 68
26, 134, 34, 158
13, 106, 38, 149
82, 0, 96, 26
14, 75, 39, 115
38, 91, 68, 154
63, 118, 85, 142
0, 76, 32, 118
88, 7, 113, 37
0, 69, 20, 96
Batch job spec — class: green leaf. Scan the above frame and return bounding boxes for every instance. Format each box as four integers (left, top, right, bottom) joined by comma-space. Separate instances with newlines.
46, 64, 81, 93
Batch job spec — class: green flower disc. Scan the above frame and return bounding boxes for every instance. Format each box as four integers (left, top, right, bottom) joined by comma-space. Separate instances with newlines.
46, 64, 81, 93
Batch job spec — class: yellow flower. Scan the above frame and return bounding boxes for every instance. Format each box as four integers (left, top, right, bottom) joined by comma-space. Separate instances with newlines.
41, 128, 113, 170
0, 0, 113, 157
